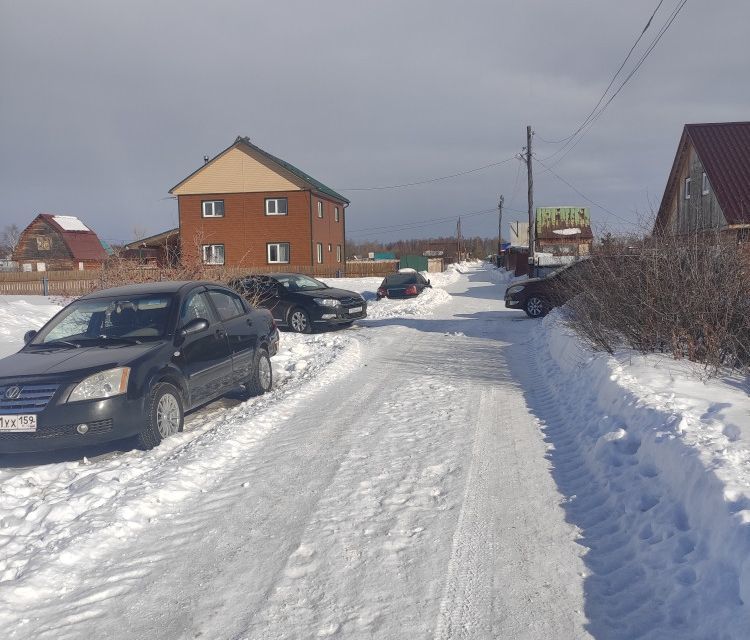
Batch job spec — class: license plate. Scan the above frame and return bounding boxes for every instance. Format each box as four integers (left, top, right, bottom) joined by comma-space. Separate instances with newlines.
348, 306, 363, 314
0, 414, 37, 432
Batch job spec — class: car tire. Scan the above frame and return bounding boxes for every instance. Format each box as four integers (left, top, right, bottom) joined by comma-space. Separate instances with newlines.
288, 307, 312, 334
136, 382, 184, 450
524, 296, 549, 318
243, 348, 273, 397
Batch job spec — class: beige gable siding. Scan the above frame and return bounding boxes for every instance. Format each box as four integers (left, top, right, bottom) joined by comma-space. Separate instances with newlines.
172, 147, 302, 195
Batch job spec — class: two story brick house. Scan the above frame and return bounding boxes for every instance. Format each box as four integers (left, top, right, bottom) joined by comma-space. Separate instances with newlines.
169, 137, 350, 270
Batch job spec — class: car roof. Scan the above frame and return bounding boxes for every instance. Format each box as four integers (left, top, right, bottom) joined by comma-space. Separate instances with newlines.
80, 281, 219, 299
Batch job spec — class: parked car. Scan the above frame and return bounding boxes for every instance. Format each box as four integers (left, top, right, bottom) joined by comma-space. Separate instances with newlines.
0, 281, 279, 453
376, 269, 432, 300
504, 260, 592, 318
229, 273, 367, 333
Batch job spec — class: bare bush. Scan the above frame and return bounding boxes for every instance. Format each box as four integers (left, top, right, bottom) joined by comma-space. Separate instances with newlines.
559, 232, 750, 375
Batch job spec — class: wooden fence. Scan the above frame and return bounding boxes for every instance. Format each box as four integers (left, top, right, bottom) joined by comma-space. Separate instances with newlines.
0, 261, 399, 296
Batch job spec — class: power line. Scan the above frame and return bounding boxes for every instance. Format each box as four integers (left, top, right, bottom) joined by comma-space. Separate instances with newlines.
347, 204, 528, 237
538, 0, 688, 164
338, 156, 517, 191
532, 154, 641, 227
537, 0, 666, 147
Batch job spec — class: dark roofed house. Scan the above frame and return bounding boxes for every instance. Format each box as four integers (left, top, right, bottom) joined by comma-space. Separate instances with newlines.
654, 122, 750, 236
169, 136, 349, 270
123, 228, 180, 267
12, 213, 109, 271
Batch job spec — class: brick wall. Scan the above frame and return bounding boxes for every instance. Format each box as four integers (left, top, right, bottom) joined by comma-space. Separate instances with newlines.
310, 194, 346, 269
179, 190, 316, 268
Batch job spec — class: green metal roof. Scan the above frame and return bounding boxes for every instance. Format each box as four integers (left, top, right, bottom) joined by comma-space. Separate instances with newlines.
235, 136, 349, 204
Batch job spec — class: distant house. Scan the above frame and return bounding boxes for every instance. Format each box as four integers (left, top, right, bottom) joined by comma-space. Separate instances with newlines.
123, 228, 180, 267
169, 136, 350, 269
535, 206, 593, 257
12, 214, 109, 271
654, 122, 750, 237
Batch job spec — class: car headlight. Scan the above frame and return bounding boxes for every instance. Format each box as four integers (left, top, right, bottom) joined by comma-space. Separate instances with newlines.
506, 285, 526, 295
313, 298, 339, 307
67, 367, 131, 402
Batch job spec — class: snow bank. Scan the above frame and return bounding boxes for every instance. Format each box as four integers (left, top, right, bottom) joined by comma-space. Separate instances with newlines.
0, 296, 63, 358
533, 310, 750, 637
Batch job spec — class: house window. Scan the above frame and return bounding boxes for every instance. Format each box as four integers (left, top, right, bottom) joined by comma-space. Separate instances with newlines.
317, 201, 323, 218
684, 177, 691, 200
202, 200, 225, 217
36, 237, 50, 251
334, 207, 340, 222
202, 244, 225, 265
316, 243, 323, 263
702, 172, 710, 195
336, 245, 342, 263
265, 198, 288, 215
328, 243, 332, 252
267, 243, 290, 264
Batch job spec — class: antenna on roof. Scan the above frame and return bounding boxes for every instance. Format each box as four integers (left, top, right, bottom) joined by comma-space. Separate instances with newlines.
203, 155, 210, 165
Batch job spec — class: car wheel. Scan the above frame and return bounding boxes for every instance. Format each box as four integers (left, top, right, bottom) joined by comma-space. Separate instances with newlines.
243, 348, 273, 397
524, 296, 549, 318
136, 382, 184, 450
288, 307, 312, 333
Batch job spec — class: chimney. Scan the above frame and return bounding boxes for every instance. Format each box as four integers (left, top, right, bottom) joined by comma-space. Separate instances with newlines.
203, 155, 210, 165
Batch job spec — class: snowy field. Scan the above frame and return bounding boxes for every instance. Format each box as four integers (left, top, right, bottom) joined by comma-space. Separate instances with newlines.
1, 263, 750, 638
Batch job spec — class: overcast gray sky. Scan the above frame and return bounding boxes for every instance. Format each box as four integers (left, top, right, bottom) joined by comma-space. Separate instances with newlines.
1, 0, 748, 244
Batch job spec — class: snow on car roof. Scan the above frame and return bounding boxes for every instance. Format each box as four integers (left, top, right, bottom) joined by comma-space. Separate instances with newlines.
397, 268, 417, 273
52, 215, 90, 231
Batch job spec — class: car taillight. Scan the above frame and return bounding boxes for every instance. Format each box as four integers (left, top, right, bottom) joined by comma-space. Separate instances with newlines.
377, 287, 387, 297
404, 285, 418, 295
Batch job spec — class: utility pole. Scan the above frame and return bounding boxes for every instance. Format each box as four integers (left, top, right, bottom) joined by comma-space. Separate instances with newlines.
497, 195, 504, 267
526, 125, 535, 276
456, 217, 462, 261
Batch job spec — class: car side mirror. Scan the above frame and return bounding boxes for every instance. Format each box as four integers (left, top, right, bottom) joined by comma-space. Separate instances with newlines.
23, 330, 38, 344
179, 318, 209, 338
427, 279, 431, 286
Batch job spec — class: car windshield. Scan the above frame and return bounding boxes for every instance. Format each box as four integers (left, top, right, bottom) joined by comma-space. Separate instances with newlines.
275, 274, 328, 291
383, 273, 417, 285
31, 295, 174, 346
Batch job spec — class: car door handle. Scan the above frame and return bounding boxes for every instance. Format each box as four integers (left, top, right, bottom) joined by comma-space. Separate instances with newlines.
215, 328, 226, 338
246, 318, 253, 326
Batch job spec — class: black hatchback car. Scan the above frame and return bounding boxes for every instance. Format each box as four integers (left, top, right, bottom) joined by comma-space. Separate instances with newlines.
0, 281, 279, 453
376, 270, 432, 300
229, 273, 367, 333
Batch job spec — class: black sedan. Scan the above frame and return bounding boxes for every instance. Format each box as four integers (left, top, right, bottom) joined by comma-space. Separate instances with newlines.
229, 273, 367, 334
376, 270, 432, 300
0, 281, 279, 453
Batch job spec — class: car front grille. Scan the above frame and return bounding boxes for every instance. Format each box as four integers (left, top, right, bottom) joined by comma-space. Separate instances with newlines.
0, 384, 59, 415
0, 419, 113, 440
339, 296, 362, 306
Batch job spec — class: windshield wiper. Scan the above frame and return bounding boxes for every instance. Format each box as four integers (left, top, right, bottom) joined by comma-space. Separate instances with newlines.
33, 340, 81, 349
98, 335, 142, 345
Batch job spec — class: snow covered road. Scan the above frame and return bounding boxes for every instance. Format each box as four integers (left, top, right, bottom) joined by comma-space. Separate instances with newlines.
0, 266, 592, 638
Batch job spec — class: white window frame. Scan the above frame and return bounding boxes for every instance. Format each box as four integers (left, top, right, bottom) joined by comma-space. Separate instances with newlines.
317, 201, 323, 218
336, 245, 342, 263
334, 207, 340, 222
684, 177, 691, 200
202, 200, 225, 218
265, 198, 288, 216
702, 172, 710, 196
267, 242, 290, 264
316, 242, 323, 264
202, 244, 225, 265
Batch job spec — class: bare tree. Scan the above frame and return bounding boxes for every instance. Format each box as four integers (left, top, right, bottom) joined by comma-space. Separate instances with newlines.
0, 224, 21, 258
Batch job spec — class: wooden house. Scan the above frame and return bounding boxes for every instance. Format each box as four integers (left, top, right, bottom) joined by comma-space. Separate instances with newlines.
12, 214, 109, 271
169, 136, 350, 269
654, 122, 750, 237
122, 228, 180, 267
